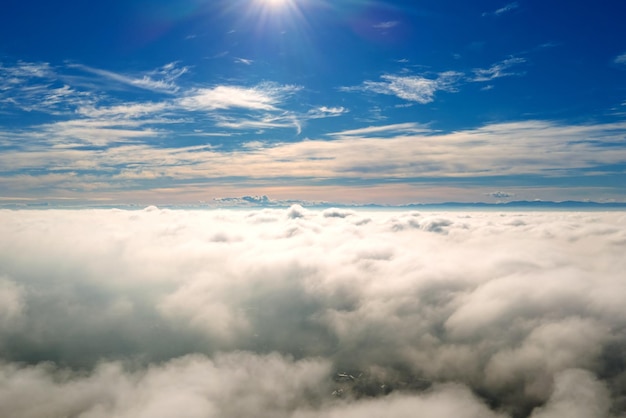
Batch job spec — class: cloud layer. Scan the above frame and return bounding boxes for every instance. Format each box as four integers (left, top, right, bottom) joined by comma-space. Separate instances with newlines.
0, 208, 625, 417
2, 118, 626, 204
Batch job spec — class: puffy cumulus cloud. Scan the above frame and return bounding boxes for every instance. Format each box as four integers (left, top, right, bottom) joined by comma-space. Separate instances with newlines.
294, 384, 507, 418
0, 352, 332, 418
0, 208, 625, 417
529, 369, 611, 418
0, 353, 510, 418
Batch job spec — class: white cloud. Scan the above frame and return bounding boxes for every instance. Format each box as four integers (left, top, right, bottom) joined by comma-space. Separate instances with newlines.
373, 21, 399, 29
328, 122, 433, 137
0, 59, 306, 145
69, 62, 188, 94
131, 76, 180, 93
76, 102, 169, 119
0, 84, 91, 115
0, 61, 53, 80
215, 113, 302, 134
307, 106, 348, 119
40, 119, 163, 146
0, 208, 625, 416
0, 61, 94, 115
0, 353, 332, 418
471, 57, 526, 82
234, 57, 254, 65
615, 53, 626, 65
179, 83, 301, 111
350, 72, 461, 104
483, 2, 520, 17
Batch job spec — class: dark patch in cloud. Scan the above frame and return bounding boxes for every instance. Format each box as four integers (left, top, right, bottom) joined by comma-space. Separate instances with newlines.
322, 208, 355, 218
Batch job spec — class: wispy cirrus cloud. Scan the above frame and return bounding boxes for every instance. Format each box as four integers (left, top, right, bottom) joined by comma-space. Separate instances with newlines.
614, 52, 626, 66
234, 57, 254, 65
0, 84, 92, 115
343, 72, 462, 104
373, 21, 399, 29
482, 2, 520, 17
0, 61, 94, 115
471, 57, 526, 82
306, 106, 349, 119
39, 119, 164, 147
67, 62, 188, 94
214, 113, 302, 134
328, 122, 433, 137
76, 102, 170, 119
208, 104, 349, 135
0, 61, 53, 80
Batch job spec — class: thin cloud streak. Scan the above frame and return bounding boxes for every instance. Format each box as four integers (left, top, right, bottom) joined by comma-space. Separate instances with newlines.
373, 21, 399, 29
68, 62, 188, 94
328, 122, 433, 137
471, 57, 527, 82
2, 120, 626, 202
307, 106, 349, 119
483, 2, 520, 17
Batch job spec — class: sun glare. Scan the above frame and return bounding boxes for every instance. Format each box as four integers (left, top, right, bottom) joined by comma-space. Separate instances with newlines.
250, 0, 305, 27
259, 0, 294, 10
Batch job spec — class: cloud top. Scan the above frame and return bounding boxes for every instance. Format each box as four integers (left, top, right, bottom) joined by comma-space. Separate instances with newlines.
0, 208, 625, 417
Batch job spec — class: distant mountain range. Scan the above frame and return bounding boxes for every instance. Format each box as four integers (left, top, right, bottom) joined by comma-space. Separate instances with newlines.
402, 200, 626, 210
3, 198, 626, 210
211, 197, 626, 210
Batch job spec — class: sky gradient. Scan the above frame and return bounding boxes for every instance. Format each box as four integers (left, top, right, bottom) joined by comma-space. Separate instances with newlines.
1, 0, 626, 205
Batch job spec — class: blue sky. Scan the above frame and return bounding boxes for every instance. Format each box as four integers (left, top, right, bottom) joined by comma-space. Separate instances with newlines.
1, 0, 625, 205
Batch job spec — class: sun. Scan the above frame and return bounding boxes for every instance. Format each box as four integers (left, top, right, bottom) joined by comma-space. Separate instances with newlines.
246, 0, 307, 35
264, 0, 289, 5
258, 0, 295, 11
